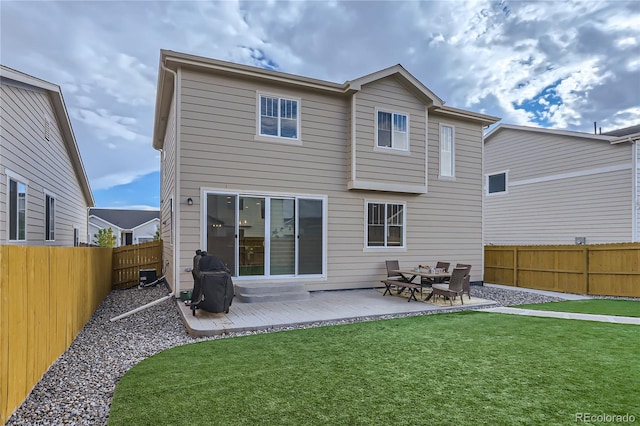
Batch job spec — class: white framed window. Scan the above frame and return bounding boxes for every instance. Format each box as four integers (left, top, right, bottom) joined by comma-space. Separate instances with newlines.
376, 110, 408, 151
8, 175, 27, 242
45, 194, 55, 241
487, 171, 508, 195
258, 94, 300, 140
366, 201, 405, 248
439, 124, 455, 178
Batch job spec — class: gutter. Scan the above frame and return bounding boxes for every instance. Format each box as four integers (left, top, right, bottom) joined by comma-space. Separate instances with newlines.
160, 61, 181, 297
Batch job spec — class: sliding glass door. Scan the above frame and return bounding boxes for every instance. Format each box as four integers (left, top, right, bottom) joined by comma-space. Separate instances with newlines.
206, 194, 237, 273
270, 198, 295, 275
239, 196, 265, 276
298, 198, 323, 275
205, 192, 324, 278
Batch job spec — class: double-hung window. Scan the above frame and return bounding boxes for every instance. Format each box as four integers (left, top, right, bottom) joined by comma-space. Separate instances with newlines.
366, 202, 405, 248
45, 194, 55, 241
259, 95, 299, 139
9, 178, 27, 241
377, 110, 408, 150
440, 124, 455, 178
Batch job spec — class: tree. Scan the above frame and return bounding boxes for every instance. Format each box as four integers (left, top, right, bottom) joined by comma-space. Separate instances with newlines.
153, 228, 161, 241
94, 227, 117, 247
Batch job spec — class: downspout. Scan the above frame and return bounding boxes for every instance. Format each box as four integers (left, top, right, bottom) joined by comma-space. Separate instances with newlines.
632, 141, 638, 242
161, 61, 181, 297
481, 125, 488, 284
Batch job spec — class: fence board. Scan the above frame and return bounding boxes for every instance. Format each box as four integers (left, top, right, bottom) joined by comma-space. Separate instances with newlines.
112, 240, 163, 289
485, 243, 640, 297
0, 246, 112, 424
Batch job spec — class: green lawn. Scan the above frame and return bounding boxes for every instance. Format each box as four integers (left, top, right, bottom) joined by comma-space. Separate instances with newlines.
108, 312, 639, 426
517, 299, 640, 317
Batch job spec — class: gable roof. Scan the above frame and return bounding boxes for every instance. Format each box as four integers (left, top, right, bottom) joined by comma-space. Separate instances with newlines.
484, 123, 616, 143
0, 65, 94, 206
89, 208, 159, 230
153, 50, 499, 149
346, 64, 444, 107
602, 124, 640, 137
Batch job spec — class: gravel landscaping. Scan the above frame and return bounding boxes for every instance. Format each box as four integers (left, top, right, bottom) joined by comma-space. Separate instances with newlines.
5, 284, 574, 425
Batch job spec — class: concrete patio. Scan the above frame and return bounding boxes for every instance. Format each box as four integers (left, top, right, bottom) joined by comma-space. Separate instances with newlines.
176, 287, 498, 336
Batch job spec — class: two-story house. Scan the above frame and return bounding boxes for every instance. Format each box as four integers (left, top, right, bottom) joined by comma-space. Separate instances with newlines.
152, 50, 499, 297
484, 124, 640, 245
0, 65, 94, 246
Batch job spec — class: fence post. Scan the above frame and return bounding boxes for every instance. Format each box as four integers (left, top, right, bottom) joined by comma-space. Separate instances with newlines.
513, 247, 518, 287
583, 245, 589, 295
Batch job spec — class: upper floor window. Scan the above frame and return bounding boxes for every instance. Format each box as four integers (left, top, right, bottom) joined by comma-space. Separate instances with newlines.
366, 202, 405, 248
45, 194, 55, 241
259, 95, 299, 139
377, 110, 408, 150
487, 172, 507, 194
440, 124, 455, 178
9, 178, 27, 241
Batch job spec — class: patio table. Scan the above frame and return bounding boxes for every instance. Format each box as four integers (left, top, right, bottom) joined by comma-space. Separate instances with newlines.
392, 269, 452, 301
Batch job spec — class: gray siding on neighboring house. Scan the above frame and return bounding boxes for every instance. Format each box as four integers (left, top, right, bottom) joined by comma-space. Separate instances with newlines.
170, 68, 488, 291
0, 81, 89, 245
354, 76, 426, 187
160, 95, 176, 287
484, 128, 633, 244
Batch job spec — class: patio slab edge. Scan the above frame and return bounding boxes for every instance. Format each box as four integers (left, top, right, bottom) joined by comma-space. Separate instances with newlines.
176, 299, 498, 337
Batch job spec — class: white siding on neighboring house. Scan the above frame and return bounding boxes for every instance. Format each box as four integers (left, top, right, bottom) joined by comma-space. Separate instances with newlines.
0, 76, 90, 245
484, 126, 633, 244
133, 219, 159, 244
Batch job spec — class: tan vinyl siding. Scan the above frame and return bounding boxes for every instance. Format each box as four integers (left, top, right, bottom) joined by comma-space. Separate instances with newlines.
354, 76, 426, 186
160, 95, 176, 290
173, 68, 486, 290
484, 128, 633, 244
0, 82, 88, 245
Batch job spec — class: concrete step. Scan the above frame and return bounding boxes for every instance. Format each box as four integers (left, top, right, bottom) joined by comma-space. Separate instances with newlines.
234, 282, 310, 303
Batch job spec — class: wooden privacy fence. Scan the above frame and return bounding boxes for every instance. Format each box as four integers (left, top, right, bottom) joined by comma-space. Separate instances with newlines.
0, 245, 113, 424
485, 243, 640, 297
112, 240, 163, 289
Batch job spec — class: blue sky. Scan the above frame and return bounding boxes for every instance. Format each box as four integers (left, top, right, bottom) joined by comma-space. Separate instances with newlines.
1, 1, 638, 209
93, 171, 160, 209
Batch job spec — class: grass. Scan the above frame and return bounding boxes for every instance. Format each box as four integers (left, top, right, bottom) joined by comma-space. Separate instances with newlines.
108, 312, 639, 426
517, 299, 640, 317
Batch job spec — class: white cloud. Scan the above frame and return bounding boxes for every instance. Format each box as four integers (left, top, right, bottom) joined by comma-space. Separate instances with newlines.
1, 0, 638, 202
69, 108, 141, 141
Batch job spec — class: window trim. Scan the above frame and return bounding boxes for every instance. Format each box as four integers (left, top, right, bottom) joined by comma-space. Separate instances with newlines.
45, 192, 56, 242
486, 170, 509, 195
256, 92, 301, 144
439, 123, 455, 180
6, 170, 28, 243
364, 200, 407, 250
374, 108, 410, 152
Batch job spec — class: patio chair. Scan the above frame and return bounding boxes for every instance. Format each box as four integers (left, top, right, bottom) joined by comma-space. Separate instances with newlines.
420, 261, 450, 287
381, 260, 410, 296
454, 263, 472, 300
431, 267, 467, 305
